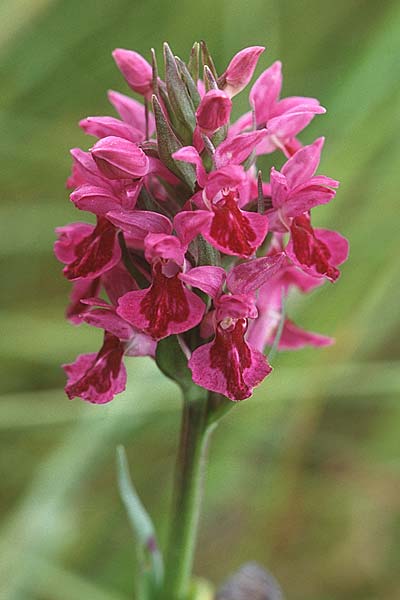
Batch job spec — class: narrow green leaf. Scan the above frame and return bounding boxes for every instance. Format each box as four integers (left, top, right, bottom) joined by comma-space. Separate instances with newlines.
116, 446, 164, 597
163, 42, 196, 139
176, 56, 201, 108
200, 40, 218, 80
188, 42, 200, 83
152, 95, 196, 191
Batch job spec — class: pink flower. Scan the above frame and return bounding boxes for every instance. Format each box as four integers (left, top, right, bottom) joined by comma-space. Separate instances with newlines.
64, 332, 127, 404
173, 144, 269, 257
229, 61, 325, 156
247, 245, 334, 352
117, 234, 205, 340
268, 138, 339, 231
55, 218, 121, 281
180, 257, 283, 400
220, 46, 265, 98
190, 318, 271, 401
112, 49, 153, 98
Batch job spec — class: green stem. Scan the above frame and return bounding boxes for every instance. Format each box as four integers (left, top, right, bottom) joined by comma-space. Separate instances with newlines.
162, 388, 213, 600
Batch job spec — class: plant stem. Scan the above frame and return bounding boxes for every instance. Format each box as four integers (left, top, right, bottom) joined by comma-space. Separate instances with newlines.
162, 388, 214, 600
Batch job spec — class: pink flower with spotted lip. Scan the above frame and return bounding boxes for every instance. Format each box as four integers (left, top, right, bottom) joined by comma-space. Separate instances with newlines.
268, 137, 339, 232
64, 332, 127, 404
117, 234, 205, 340
173, 143, 269, 257
180, 256, 283, 400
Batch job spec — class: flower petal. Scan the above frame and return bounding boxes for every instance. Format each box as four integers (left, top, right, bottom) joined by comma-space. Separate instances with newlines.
179, 265, 226, 298
281, 137, 325, 188
250, 60, 282, 125
227, 253, 287, 294
215, 130, 267, 168
107, 209, 172, 239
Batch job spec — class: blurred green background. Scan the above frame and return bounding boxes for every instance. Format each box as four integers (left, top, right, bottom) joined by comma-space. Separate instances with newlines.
1, 0, 399, 598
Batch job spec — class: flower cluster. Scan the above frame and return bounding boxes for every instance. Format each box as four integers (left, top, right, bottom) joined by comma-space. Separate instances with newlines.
56, 42, 348, 403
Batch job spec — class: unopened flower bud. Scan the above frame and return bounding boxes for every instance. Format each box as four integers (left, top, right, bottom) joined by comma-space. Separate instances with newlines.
112, 48, 153, 98
196, 89, 232, 134
91, 136, 149, 180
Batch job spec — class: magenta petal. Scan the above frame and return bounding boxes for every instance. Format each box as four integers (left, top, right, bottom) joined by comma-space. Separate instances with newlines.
64, 333, 127, 404
284, 185, 336, 217
66, 278, 101, 324
281, 137, 325, 188
144, 233, 185, 264
83, 309, 134, 340
172, 146, 207, 186
68, 148, 108, 189
250, 61, 282, 125
117, 263, 205, 340
107, 209, 172, 239
79, 116, 143, 142
286, 216, 349, 282
227, 253, 287, 294
189, 319, 272, 401
71, 185, 125, 215
270, 168, 289, 209
216, 294, 258, 320
314, 228, 350, 265
174, 210, 213, 246
277, 319, 334, 350
205, 165, 246, 200
215, 130, 267, 168
274, 96, 321, 114
102, 262, 138, 304
223, 46, 265, 97
179, 266, 226, 298
267, 106, 325, 141
108, 90, 154, 134
124, 330, 157, 358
